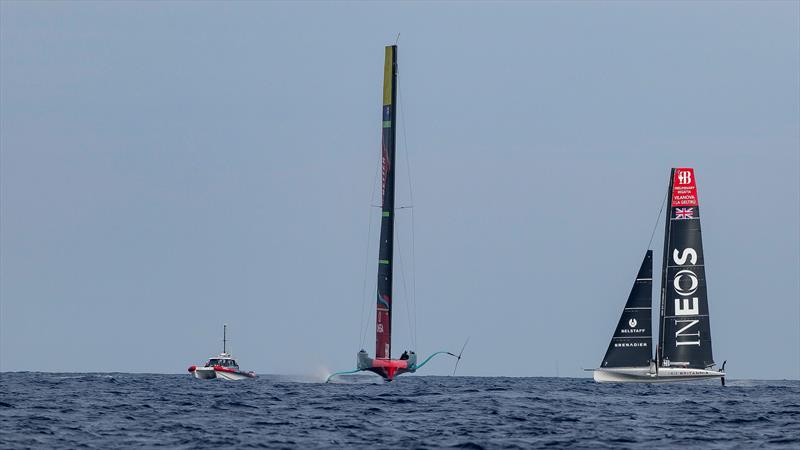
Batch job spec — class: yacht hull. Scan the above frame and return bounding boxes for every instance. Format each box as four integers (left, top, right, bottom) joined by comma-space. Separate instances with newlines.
593, 367, 723, 383
357, 351, 416, 381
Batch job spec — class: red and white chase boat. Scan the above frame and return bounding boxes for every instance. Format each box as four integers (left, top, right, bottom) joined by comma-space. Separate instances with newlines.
188, 325, 256, 381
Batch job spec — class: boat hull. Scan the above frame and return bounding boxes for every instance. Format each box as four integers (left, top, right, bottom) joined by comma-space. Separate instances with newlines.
214, 369, 256, 381
190, 366, 255, 380
593, 367, 724, 383
357, 351, 416, 381
193, 367, 217, 380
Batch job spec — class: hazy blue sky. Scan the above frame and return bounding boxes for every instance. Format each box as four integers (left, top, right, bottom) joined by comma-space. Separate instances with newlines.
2, 2, 798, 380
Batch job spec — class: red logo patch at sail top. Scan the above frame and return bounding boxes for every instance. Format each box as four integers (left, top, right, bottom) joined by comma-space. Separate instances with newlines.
671, 168, 698, 207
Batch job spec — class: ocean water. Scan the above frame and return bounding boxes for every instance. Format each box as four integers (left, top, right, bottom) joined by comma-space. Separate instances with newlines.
1, 373, 798, 449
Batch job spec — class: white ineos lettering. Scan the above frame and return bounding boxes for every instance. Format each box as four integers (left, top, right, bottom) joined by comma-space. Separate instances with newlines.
672, 248, 697, 266
675, 319, 701, 346
674, 298, 699, 316
673, 269, 699, 296
672, 247, 701, 326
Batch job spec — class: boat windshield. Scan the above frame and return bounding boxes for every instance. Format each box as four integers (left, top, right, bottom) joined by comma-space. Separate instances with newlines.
206, 359, 238, 368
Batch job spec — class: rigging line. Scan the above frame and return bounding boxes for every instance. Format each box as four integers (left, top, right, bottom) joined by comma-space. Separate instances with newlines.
647, 188, 669, 250
359, 156, 382, 350
410, 200, 418, 349
647, 182, 669, 361
358, 165, 378, 349
394, 221, 416, 351
398, 82, 418, 349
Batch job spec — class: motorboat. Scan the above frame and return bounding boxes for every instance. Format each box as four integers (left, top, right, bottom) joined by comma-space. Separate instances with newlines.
188, 324, 256, 380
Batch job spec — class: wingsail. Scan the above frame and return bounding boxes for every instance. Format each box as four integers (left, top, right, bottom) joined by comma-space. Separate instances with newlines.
376, 45, 397, 361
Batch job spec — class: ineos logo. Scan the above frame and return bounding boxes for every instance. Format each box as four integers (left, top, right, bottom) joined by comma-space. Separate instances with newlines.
677, 170, 692, 185
672, 247, 701, 346
673, 269, 699, 296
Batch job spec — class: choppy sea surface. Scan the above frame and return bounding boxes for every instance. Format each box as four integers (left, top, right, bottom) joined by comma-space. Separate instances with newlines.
1, 373, 798, 449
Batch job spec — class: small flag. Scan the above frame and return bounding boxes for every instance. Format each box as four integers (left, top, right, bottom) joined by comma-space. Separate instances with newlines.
675, 208, 694, 219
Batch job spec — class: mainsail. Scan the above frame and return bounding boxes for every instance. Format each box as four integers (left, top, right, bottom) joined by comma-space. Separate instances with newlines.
658, 168, 715, 369
601, 251, 653, 368
376, 45, 397, 360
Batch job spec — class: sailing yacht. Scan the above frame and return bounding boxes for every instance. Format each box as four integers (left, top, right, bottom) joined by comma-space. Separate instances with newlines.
593, 168, 725, 383
327, 45, 458, 382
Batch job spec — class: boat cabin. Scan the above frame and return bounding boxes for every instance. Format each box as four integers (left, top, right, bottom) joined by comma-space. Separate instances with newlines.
205, 355, 238, 369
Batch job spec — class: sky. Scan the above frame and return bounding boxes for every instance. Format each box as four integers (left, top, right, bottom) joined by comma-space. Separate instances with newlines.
1, 1, 798, 380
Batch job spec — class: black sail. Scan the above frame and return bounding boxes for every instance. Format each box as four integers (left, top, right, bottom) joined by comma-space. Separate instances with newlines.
601, 251, 653, 368
375, 45, 397, 360
658, 168, 715, 369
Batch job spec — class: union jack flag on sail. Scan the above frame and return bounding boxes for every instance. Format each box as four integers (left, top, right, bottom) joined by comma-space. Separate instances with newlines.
675, 207, 694, 219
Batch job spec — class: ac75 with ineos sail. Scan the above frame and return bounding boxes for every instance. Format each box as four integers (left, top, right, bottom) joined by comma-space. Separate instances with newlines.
592, 168, 726, 384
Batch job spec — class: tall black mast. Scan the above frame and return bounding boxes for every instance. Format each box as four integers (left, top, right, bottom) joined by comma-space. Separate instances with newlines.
658, 170, 674, 366
375, 45, 397, 360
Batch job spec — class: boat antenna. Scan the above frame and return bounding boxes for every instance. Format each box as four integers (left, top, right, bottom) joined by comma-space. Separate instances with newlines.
395, 33, 400, 45
223, 323, 227, 354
